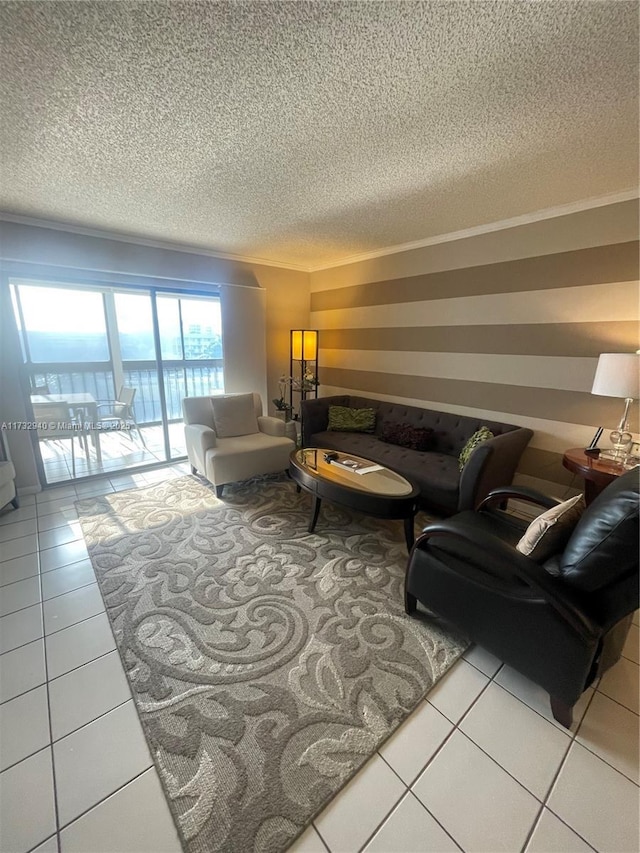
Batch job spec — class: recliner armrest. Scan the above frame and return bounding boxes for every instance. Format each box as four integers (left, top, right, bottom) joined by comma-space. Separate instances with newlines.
412, 521, 599, 641
477, 485, 560, 512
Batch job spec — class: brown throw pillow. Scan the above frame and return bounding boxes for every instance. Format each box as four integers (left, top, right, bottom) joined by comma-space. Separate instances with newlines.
516, 494, 585, 563
380, 422, 435, 452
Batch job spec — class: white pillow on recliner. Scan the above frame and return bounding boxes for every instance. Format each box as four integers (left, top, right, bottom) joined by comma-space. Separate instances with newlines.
516, 494, 585, 562
211, 394, 259, 438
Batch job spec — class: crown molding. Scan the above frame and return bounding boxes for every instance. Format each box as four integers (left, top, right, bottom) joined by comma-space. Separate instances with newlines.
0, 213, 310, 273
1, 188, 637, 275
307, 189, 640, 272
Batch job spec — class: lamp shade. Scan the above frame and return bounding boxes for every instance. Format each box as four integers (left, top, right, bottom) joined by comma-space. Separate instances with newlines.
291, 330, 318, 361
591, 353, 640, 399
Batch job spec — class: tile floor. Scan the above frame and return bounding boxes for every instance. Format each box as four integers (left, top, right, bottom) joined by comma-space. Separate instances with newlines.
0, 465, 638, 853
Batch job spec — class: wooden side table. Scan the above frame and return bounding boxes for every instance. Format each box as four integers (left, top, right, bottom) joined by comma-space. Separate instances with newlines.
562, 448, 626, 505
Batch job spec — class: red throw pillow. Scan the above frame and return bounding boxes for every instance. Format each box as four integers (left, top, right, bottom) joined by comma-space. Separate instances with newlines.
380, 422, 435, 452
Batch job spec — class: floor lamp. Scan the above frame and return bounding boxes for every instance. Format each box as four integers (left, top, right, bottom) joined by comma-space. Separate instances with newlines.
289, 330, 318, 436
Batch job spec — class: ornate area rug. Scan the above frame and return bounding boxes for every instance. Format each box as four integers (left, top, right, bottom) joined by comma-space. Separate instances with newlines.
76, 474, 465, 853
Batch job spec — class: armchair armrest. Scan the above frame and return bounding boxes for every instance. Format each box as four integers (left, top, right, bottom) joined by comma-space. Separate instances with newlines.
477, 485, 560, 513
412, 521, 599, 641
185, 423, 217, 475
458, 427, 534, 511
258, 415, 286, 437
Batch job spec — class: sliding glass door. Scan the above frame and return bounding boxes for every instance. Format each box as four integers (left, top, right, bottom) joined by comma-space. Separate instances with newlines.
10, 277, 223, 484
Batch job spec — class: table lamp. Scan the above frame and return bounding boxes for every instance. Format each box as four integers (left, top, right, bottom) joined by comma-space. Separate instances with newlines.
591, 353, 640, 460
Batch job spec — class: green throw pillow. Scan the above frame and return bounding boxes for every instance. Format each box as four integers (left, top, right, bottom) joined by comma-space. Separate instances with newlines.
327, 405, 376, 433
458, 426, 494, 470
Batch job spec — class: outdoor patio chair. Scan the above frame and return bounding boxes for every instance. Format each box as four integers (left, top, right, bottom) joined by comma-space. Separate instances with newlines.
33, 401, 89, 478
96, 386, 148, 448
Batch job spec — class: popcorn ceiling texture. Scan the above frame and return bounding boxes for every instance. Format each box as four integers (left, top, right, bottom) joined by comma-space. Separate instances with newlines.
0, 0, 637, 268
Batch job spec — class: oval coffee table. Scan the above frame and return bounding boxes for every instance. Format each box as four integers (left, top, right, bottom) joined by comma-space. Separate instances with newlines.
289, 447, 420, 552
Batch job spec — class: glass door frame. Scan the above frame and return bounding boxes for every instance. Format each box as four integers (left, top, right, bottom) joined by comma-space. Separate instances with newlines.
5, 264, 223, 484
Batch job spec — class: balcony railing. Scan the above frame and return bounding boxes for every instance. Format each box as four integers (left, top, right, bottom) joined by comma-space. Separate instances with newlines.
30, 360, 224, 425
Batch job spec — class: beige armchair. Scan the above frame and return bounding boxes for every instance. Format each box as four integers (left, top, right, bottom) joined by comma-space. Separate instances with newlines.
182, 392, 296, 497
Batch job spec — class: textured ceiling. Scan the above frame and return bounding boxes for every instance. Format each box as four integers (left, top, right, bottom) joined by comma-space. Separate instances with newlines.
0, 0, 638, 269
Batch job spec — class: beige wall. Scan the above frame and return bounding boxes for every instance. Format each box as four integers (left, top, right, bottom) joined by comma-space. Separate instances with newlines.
310, 200, 640, 494
0, 220, 310, 487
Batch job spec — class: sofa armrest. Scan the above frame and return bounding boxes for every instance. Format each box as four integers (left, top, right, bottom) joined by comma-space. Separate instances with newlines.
185, 423, 217, 474
458, 427, 534, 512
258, 415, 286, 437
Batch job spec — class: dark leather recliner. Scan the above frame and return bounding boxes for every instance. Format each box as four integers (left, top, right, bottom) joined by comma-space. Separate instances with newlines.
404, 468, 639, 727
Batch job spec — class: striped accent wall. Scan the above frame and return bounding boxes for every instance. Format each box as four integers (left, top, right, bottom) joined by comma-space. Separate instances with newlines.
310, 202, 639, 495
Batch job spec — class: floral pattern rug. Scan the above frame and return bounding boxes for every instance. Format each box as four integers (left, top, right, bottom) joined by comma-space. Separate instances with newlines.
76, 474, 465, 853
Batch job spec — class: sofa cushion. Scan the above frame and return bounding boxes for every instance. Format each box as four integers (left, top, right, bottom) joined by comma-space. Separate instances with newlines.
516, 494, 585, 562
458, 426, 494, 470
381, 422, 435, 451
211, 393, 259, 438
327, 405, 376, 433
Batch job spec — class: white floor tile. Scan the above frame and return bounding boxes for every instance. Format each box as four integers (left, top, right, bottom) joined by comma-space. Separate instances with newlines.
38, 521, 83, 551
0, 639, 46, 704
0, 748, 56, 853
364, 791, 460, 852
622, 623, 639, 664
426, 658, 489, 723
74, 482, 115, 497
37, 509, 79, 532
0, 505, 37, 526
495, 664, 593, 732
39, 539, 90, 573
547, 742, 640, 852
32, 835, 60, 853
314, 754, 405, 853
462, 643, 503, 678
525, 808, 594, 853
0, 575, 41, 617
46, 612, 116, 679
379, 701, 453, 785
460, 682, 571, 799
0, 552, 39, 586
37, 486, 77, 503
54, 701, 153, 827
598, 656, 639, 714
288, 825, 329, 853
0, 533, 38, 563
413, 730, 540, 852
0, 685, 50, 772
43, 583, 105, 635
36, 497, 78, 518
49, 650, 132, 740
576, 691, 639, 784
41, 559, 96, 600
0, 518, 37, 543
0, 602, 43, 654
59, 767, 181, 853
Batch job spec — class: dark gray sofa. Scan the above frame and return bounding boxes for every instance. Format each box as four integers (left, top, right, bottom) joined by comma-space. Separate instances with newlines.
301, 395, 533, 515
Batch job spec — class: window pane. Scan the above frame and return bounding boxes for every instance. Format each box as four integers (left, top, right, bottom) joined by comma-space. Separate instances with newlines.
16, 284, 109, 362
157, 297, 183, 360
180, 298, 223, 360
114, 293, 156, 360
